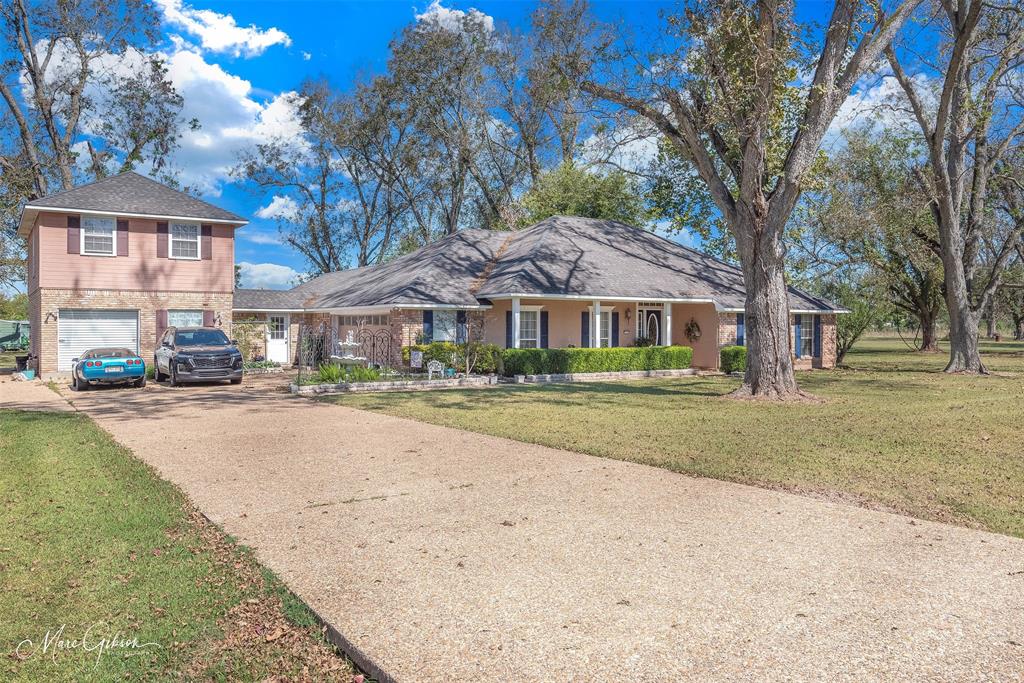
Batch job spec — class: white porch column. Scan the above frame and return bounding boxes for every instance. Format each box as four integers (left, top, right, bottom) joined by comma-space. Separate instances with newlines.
592, 300, 601, 348
663, 302, 673, 346
511, 297, 521, 349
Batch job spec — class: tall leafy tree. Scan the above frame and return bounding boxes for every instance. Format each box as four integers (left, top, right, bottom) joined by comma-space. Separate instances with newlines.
0, 0, 189, 197
885, 1, 1024, 373
519, 162, 649, 227
797, 128, 946, 352
537, 0, 921, 398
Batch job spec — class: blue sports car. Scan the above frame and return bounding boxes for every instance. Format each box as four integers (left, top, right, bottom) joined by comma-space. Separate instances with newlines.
71, 347, 147, 391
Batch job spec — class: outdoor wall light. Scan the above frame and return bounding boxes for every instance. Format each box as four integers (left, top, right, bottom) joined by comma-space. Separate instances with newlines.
45, 311, 58, 323
624, 308, 631, 323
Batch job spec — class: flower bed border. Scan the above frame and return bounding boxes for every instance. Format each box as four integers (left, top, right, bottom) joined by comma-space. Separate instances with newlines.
291, 375, 498, 395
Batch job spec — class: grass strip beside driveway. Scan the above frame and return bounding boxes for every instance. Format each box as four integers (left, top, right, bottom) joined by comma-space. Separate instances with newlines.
0, 409, 352, 681
329, 337, 1024, 538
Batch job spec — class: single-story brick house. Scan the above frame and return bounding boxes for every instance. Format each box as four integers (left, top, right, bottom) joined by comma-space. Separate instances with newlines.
235, 216, 843, 370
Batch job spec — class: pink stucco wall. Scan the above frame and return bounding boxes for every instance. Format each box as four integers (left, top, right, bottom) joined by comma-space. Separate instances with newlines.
32, 211, 237, 294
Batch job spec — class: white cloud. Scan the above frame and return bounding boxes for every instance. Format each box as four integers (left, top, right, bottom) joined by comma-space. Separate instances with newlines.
255, 195, 300, 221
301, 51, 312, 61
237, 261, 301, 289
415, 0, 494, 33
28, 35, 304, 196
240, 229, 283, 246
824, 73, 931, 150
156, 47, 304, 194
156, 0, 291, 58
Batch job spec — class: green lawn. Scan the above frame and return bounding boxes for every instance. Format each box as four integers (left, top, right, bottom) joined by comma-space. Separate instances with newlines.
329, 336, 1024, 538
0, 410, 351, 681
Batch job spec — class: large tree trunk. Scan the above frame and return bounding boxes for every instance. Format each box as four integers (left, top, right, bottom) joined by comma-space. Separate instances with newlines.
942, 249, 987, 373
1014, 313, 1024, 341
985, 298, 999, 338
944, 291, 986, 373
918, 309, 940, 353
732, 216, 800, 399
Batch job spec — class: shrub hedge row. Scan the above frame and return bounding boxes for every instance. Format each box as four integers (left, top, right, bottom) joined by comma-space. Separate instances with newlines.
401, 341, 502, 374
501, 345, 693, 377
719, 345, 747, 373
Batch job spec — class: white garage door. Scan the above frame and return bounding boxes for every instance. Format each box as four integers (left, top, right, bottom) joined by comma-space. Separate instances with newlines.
58, 309, 139, 371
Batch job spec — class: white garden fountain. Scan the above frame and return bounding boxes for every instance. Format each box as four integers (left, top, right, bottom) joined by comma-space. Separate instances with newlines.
330, 330, 368, 367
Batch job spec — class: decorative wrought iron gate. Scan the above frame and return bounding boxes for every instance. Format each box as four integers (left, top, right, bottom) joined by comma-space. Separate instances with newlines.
358, 328, 393, 369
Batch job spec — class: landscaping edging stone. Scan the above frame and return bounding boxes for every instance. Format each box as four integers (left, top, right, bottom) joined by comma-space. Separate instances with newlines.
290, 375, 498, 395
244, 366, 284, 375
517, 368, 699, 384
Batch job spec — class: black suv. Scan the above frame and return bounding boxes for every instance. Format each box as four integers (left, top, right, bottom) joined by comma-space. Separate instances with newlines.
154, 326, 243, 386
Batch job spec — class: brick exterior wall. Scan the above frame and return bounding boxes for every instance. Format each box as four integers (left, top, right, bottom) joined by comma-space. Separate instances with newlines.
33, 288, 232, 376
231, 311, 301, 365
714, 310, 838, 372
718, 312, 738, 347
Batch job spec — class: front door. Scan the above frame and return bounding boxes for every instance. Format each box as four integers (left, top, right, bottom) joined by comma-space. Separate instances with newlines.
642, 310, 661, 345
266, 315, 289, 363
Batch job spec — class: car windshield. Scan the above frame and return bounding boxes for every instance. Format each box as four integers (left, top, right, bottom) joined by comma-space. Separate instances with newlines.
83, 348, 134, 359
174, 328, 230, 346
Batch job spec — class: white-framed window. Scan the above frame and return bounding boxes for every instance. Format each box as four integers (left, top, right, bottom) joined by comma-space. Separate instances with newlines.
433, 310, 457, 342
589, 306, 615, 347
795, 315, 816, 358
268, 315, 287, 340
338, 314, 389, 326
81, 215, 116, 256
519, 310, 539, 348
170, 222, 200, 259
168, 309, 203, 327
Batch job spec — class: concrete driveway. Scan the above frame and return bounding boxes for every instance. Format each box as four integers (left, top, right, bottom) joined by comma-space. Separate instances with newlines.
54, 378, 1024, 682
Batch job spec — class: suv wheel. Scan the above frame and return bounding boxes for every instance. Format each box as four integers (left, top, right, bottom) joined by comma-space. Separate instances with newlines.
169, 365, 180, 387
154, 357, 166, 382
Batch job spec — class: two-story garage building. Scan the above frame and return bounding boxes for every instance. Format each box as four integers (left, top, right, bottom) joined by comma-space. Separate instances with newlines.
19, 172, 247, 376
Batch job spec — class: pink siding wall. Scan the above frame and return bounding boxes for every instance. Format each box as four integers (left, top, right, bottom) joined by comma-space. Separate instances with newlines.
34, 211, 236, 293
27, 227, 40, 292
482, 299, 721, 368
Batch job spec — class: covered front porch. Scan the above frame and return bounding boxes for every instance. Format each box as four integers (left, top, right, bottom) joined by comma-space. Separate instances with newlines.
481, 297, 723, 369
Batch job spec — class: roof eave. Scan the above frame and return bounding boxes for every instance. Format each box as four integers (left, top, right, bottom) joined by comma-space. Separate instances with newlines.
19, 204, 248, 232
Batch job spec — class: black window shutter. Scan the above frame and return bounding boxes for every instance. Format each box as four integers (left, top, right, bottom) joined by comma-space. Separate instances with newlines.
201, 224, 213, 260
456, 310, 467, 343
505, 310, 513, 348
581, 311, 590, 347
540, 311, 549, 348
156, 222, 168, 258
612, 312, 619, 347
422, 310, 433, 342
116, 219, 129, 256
813, 314, 822, 357
794, 314, 802, 358
736, 313, 745, 346
67, 215, 80, 254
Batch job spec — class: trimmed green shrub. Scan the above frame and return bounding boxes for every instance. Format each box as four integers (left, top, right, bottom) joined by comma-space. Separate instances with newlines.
402, 342, 502, 374
317, 362, 343, 383
720, 345, 747, 373
501, 345, 693, 377
344, 365, 380, 382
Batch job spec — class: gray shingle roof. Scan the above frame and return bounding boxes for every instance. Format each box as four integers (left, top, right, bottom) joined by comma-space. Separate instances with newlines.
293, 229, 511, 309
26, 171, 246, 223
233, 288, 307, 310
232, 216, 842, 313
476, 216, 838, 311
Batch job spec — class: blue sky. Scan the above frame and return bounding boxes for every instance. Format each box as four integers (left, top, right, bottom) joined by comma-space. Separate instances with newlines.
110, 1, 873, 288
151, 0, 679, 288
